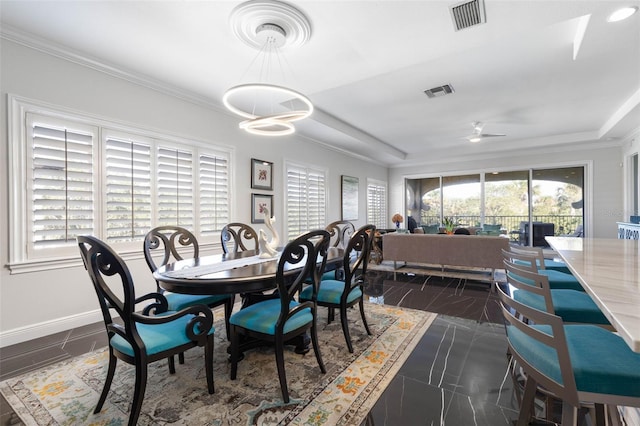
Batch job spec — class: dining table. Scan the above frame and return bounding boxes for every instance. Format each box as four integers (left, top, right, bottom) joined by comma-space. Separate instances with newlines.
153, 247, 344, 355
546, 237, 640, 352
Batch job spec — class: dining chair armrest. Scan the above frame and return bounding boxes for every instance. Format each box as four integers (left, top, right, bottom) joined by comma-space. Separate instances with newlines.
135, 292, 169, 315
132, 304, 214, 344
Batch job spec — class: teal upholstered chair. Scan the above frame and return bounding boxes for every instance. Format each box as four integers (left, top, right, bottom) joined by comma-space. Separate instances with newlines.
78, 235, 215, 426
421, 224, 440, 234
503, 258, 610, 327
509, 245, 571, 274
496, 282, 640, 426
477, 224, 502, 236
299, 224, 375, 353
229, 229, 329, 403
502, 248, 584, 292
144, 226, 234, 341
321, 220, 356, 281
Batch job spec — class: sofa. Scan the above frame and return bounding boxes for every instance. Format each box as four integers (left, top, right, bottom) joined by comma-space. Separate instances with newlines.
381, 233, 510, 280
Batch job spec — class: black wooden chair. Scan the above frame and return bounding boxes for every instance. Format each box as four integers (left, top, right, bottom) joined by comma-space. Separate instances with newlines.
144, 226, 234, 341
325, 220, 356, 248
220, 222, 259, 254
299, 224, 375, 353
78, 235, 214, 426
229, 229, 330, 402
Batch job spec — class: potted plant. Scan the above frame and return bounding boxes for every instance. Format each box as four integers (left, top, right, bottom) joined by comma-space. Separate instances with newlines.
442, 217, 458, 234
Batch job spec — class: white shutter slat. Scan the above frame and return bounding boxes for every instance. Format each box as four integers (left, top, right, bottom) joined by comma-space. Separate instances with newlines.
105, 138, 152, 242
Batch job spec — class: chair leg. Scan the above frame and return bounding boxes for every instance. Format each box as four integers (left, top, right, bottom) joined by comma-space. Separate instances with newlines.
224, 295, 234, 341
129, 359, 148, 426
359, 299, 372, 335
560, 401, 577, 426
95, 349, 117, 413
516, 375, 537, 426
204, 335, 215, 394
178, 352, 185, 365
339, 306, 354, 353
168, 355, 176, 374
230, 326, 239, 380
274, 334, 289, 403
310, 317, 326, 374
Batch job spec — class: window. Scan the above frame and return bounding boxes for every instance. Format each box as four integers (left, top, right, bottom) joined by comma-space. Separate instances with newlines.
367, 179, 387, 230
9, 97, 231, 271
27, 115, 97, 253
286, 163, 326, 240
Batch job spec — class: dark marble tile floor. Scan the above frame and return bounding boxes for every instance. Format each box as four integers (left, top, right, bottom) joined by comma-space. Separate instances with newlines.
1, 270, 554, 426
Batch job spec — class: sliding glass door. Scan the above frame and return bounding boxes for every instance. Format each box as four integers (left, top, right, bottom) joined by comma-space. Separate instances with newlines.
406, 166, 584, 246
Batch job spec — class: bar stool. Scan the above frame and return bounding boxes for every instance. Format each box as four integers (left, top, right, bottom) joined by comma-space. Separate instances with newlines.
508, 245, 572, 274
496, 282, 640, 426
502, 248, 584, 292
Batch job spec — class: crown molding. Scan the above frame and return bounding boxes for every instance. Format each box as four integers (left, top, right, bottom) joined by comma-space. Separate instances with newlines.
1, 25, 227, 112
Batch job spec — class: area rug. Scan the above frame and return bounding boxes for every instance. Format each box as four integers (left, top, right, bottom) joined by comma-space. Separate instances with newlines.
1, 303, 436, 426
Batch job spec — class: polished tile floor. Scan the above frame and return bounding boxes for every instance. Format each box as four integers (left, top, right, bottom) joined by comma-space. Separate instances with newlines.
0, 270, 550, 426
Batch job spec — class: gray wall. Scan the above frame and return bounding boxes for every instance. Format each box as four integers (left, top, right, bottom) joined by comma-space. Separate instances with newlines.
0, 39, 387, 345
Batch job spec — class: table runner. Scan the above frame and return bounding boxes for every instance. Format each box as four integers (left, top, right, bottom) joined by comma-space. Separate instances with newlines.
162, 253, 280, 279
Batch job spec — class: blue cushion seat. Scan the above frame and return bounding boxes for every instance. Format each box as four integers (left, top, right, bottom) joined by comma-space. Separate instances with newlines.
514, 258, 571, 275
507, 324, 640, 398
229, 299, 312, 335
110, 314, 215, 357
300, 279, 362, 305
511, 269, 584, 292
538, 270, 584, 291
513, 289, 610, 325
164, 292, 230, 312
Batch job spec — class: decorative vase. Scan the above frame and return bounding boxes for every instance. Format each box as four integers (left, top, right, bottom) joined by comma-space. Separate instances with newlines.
395, 222, 400, 229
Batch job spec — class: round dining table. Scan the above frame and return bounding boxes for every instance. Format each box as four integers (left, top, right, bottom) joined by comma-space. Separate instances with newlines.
153, 247, 344, 356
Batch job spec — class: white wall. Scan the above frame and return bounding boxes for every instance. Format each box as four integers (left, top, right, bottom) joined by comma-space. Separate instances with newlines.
0, 39, 388, 346
387, 145, 625, 239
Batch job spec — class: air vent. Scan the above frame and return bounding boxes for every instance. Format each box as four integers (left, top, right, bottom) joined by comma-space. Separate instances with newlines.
424, 84, 455, 98
450, 0, 486, 31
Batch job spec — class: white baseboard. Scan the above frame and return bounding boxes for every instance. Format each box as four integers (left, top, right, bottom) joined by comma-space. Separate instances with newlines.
0, 309, 104, 348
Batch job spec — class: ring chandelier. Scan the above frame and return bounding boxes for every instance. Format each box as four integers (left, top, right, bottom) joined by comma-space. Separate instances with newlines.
224, 1, 313, 136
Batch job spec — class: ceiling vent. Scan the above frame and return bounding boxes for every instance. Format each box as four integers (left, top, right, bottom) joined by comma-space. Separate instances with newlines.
450, 0, 486, 31
424, 84, 455, 98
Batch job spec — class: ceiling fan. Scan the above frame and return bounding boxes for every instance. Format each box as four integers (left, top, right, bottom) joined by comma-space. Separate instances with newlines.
466, 121, 506, 143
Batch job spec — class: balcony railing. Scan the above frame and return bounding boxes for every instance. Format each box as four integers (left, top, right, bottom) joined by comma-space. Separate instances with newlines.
419, 214, 583, 236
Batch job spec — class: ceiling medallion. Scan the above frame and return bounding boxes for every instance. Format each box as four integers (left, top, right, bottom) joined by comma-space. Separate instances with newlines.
224, 0, 313, 136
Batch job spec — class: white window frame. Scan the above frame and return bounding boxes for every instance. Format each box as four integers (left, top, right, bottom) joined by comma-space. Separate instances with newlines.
8, 95, 233, 273
285, 161, 328, 241
367, 178, 388, 230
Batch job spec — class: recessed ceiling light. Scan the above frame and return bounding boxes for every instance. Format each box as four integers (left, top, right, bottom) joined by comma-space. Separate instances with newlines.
608, 6, 638, 22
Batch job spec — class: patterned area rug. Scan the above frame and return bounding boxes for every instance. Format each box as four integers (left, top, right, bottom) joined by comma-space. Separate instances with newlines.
1, 303, 436, 425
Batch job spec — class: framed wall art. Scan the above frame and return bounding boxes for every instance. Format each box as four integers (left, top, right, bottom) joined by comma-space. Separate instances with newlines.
341, 175, 359, 221
251, 193, 273, 224
251, 158, 273, 190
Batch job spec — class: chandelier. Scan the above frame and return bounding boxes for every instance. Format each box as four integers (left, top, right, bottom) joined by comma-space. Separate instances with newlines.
224, 1, 313, 136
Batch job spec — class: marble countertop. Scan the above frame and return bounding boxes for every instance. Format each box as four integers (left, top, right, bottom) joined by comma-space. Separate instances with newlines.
547, 237, 640, 352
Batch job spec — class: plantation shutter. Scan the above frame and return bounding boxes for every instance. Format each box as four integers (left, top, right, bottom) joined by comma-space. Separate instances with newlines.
286, 165, 326, 240
157, 147, 194, 228
199, 152, 230, 236
105, 138, 152, 242
29, 119, 95, 249
367, 181, 387, 229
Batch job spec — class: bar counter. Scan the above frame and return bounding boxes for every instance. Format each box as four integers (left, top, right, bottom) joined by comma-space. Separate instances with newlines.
546, 237, 640, 352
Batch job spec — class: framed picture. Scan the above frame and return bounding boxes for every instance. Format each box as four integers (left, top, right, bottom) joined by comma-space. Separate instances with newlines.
251, 193, 273, 224
341, 175, 359, 220
251, 158, 273, 190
